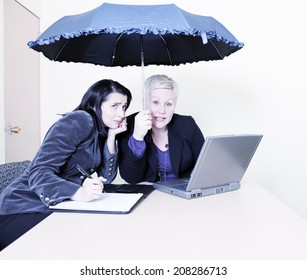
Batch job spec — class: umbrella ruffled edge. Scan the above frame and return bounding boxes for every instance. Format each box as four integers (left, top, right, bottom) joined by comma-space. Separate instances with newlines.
27, 28, 244, 49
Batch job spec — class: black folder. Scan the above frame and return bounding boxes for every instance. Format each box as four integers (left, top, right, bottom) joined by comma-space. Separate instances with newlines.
49, 184, 154, 214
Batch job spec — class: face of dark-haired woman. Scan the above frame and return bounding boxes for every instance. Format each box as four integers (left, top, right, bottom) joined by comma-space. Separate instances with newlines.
100, 92, 128, 128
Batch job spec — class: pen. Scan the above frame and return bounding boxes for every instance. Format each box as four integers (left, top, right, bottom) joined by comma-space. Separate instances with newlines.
77, 164, 106, 193
77, 164, 93, 179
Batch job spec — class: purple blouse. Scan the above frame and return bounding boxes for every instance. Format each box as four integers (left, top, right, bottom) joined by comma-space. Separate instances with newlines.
128, 136, 176, 181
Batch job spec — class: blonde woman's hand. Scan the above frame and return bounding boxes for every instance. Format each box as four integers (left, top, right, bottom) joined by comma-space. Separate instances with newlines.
71, 176, 107, 202
133, 110, 152, 140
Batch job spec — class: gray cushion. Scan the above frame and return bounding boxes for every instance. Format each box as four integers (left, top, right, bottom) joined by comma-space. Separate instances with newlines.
0, 160, 31, 193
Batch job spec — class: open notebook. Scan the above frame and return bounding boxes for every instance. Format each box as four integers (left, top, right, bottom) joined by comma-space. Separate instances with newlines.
49, 192, 144, 214
154, 134, 262, 199
49, 183, 154, 214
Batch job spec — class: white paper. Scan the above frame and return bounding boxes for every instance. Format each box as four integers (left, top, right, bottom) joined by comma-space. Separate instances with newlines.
49, 193, 143, 213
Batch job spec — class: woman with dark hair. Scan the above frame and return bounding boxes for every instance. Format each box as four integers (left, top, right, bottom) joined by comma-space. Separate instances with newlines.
0, 79, 132, 250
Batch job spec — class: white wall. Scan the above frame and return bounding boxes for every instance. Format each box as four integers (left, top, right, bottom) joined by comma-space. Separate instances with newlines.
39, 1, 307, 221
16, 0, 41, 17
0, 1, 4, 163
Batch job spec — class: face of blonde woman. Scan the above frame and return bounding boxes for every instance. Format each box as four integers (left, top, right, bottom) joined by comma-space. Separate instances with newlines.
100, 92, 128, 128
147, 88, 176, 130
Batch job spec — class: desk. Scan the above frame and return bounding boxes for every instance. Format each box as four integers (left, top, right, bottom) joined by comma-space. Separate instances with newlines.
1, 181, 307, 260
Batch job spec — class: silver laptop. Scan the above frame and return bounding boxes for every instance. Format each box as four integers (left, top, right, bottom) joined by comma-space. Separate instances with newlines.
153, 134, 263, 199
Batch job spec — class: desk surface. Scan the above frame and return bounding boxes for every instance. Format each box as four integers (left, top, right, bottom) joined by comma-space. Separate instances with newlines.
1, 181, 307, 260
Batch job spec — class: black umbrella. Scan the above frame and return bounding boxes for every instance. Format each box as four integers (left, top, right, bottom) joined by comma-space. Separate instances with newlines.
28, 3, 244, 105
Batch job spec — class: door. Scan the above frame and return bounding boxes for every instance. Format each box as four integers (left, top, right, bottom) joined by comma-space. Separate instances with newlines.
4, 0, 40, 162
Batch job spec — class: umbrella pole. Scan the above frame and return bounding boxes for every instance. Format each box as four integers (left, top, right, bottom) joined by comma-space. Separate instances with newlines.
141, 35, 146, 109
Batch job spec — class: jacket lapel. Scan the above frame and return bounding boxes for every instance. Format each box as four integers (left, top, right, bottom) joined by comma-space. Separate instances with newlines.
168, 124, 183, 177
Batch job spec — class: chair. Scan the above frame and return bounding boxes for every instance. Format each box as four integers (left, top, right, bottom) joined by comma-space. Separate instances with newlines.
0, 160, 31, 193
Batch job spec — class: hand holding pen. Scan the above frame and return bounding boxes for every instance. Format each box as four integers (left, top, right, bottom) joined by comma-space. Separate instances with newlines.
71, 165, 107, 202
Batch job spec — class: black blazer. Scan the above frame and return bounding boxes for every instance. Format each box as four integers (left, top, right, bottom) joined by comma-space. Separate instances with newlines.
118, 113, 205, 183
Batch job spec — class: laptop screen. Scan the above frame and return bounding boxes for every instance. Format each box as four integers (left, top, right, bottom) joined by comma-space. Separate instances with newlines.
187, 134, 263, 191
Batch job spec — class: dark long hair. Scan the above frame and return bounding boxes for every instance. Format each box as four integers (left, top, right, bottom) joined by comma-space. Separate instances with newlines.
74, 79, 132, 136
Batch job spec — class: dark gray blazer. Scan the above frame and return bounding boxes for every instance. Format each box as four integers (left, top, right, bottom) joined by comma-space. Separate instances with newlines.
118, 113, 205, 183
0, 111, 118, 215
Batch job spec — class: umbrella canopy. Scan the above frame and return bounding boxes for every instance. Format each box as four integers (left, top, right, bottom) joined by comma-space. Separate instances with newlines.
28, 2, 244, 67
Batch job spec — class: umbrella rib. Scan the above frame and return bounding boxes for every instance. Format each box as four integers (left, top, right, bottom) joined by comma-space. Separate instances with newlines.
54, 39, 71, 61
208, 40, 223, 59
112, 33, 124, 66
159, 35, 173, 65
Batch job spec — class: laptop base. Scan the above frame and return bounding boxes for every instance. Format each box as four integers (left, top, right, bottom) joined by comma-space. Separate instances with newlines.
153, 182, 240, 199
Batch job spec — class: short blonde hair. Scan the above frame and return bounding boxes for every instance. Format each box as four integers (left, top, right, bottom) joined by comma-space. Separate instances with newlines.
145, 74, 179, 100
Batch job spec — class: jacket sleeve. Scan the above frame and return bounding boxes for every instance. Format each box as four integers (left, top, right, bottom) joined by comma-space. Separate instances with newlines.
97, 141, 118, 184
119, 147, 149, 183
28, 111, 94, 206
118, 113, 149, 183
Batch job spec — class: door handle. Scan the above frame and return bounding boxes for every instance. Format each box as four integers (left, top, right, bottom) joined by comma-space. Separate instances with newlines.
5, 125, 21, 135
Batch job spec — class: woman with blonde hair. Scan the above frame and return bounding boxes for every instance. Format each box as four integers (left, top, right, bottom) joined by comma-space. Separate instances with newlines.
119, 74, 204, 183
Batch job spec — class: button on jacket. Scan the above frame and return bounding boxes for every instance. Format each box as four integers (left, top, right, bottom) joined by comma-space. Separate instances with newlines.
118, 113, 205, 183
0, 111, 118, 215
